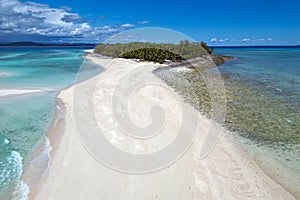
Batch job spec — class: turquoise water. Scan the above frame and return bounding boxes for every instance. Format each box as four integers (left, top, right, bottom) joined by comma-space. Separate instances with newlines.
1, 47, 299, 198
215, 47, 300, 142
0, 47, 102, 199
154, 46, 300, 197
214, 47, 300, 197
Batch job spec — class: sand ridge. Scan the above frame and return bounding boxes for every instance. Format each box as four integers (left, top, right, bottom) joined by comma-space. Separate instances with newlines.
32, 54, 295, 200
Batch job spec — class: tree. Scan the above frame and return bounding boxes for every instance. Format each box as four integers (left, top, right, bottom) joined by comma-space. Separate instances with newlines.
120, 48, 184, 63
180, 40, 189, 46
200, 41, 214, 55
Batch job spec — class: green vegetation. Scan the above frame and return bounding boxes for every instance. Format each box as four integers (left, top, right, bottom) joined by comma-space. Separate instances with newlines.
94, 40, 213, 61
121, 48, 184, 64
200, 41, 214, 55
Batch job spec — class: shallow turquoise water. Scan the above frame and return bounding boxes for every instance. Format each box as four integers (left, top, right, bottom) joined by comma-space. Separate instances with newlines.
155, 46, 300, 197
214, 47, 300, 197
214, 47, 300, 143
1, 46, 299, 198
0, 47, 102, 199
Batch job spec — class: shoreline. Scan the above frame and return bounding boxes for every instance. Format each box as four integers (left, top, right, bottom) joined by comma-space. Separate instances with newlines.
22, 98, 66, 200
20, 52, 101, 200
30, 54, 295, 199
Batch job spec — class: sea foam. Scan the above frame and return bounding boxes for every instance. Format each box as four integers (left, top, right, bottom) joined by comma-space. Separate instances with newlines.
0, 150, 30, 200
3, 138, 9, 145
13, 181, 30, 200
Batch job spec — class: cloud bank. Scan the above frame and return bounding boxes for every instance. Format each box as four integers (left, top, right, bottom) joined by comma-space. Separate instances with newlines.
0, 0, 146, 43
209, 37, 274, 45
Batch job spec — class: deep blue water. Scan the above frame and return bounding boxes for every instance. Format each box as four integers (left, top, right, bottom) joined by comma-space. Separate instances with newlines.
0, 47, 102, 199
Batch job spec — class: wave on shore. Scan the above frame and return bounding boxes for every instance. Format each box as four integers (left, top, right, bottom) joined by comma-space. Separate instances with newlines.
0, 142, 28, 200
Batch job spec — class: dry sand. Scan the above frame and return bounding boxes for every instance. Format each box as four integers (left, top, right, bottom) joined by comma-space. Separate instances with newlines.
31, 54, 295, 200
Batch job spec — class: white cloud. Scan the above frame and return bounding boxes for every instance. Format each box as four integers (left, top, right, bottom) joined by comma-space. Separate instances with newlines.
241, 38, 251, 42
137, 20, 150, 24
210, 38, 217, 42
0, 0, 137, 42
267, 38, 272, 41
219, 38, 229, 42
60, 6, 72, 11
121, 23, 135, 28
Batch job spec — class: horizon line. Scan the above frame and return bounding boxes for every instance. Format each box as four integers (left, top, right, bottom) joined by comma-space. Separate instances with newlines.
0, 41, 299, 48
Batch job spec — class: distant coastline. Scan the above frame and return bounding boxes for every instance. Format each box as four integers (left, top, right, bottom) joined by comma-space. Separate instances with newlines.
211, 45, 300, 48
1, 42, 299, 48
0, 42, 97, 47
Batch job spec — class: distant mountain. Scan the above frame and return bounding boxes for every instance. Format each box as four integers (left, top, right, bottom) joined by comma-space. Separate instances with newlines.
0, 42, 97, 47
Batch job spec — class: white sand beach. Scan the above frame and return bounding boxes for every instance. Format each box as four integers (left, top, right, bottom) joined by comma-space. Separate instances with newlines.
0, 89, 42, 98
83, 49, 94, 53
31, 54, 295, 199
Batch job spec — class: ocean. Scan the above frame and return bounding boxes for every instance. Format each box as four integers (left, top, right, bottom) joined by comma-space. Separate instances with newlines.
0, 47, 299, 199
214, 47, 300, 197
0, 47, 102, 199
153, 46, 300, 198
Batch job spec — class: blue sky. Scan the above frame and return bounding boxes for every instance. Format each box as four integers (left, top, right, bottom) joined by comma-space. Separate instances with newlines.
0, 0, 299, 45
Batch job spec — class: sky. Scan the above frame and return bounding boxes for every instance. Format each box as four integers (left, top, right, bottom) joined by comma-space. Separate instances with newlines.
0, 0, 299, 45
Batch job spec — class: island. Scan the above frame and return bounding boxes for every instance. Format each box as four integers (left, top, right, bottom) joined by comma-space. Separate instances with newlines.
30, 41, 294, 200
94, 40, 232, 65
